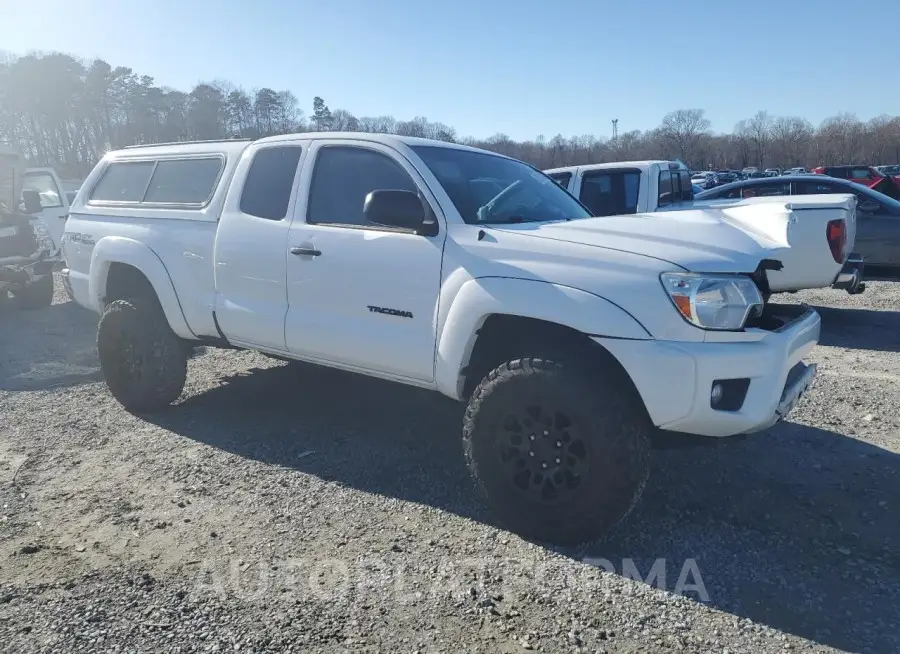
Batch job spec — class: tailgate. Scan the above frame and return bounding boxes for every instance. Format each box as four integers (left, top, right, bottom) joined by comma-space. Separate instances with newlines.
694, 194, 856, 292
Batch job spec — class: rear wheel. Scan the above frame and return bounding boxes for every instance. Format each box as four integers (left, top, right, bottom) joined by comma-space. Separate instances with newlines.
97, 298, 187, 412
463, 357, 651, 546
14, 274, 54, 310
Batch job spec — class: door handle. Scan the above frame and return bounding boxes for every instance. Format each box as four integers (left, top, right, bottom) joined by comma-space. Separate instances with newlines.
290, 246, 322, 257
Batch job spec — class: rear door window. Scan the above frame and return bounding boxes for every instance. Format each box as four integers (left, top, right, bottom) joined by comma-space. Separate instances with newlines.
239, 146, 304, 220
657, 170, 674, 207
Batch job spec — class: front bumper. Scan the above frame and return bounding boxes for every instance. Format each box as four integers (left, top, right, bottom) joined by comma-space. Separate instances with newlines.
594, 306, 821, 438
0, 248, 55, 289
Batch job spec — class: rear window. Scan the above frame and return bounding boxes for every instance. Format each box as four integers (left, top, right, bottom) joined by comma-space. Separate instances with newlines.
143, 158, 223, 204
740, 182, 790, 198
89, 161, 155, 203
548, 172, 572, 188
89, 157, 224, 206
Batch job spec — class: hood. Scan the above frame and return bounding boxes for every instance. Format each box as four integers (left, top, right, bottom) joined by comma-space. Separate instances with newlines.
489, 209, 779, 274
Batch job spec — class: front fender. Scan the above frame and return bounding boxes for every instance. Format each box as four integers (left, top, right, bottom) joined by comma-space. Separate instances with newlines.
435, 276, 651, 399
89, 236, 194, 339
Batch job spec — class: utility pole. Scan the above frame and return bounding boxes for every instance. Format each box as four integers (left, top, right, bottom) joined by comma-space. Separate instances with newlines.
611, 118, 619, 148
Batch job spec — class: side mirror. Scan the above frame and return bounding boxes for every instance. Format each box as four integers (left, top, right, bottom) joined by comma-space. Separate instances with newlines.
363, 189, 432, 233
858, 199, 879, 214
22, 189, 42, 214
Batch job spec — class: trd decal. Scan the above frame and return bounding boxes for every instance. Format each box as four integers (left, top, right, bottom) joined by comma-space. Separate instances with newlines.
367, 305, 413, 319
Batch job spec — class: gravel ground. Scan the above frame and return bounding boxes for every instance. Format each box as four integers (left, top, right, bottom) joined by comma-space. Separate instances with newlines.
1, 274, 898, 653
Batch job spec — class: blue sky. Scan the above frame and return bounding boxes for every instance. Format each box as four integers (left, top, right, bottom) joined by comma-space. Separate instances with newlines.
3, 0, 899, 141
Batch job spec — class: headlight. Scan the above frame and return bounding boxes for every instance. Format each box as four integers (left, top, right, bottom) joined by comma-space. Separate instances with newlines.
660, 272, 764, 330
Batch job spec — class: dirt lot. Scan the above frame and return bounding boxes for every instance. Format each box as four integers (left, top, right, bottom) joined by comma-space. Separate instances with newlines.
1, 275, 898, 653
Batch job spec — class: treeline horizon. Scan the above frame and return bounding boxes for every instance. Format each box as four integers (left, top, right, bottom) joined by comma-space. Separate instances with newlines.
2, 51, 900, 179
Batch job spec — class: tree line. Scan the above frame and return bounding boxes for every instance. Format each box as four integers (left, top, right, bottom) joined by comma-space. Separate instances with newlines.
3, 52, 900, 179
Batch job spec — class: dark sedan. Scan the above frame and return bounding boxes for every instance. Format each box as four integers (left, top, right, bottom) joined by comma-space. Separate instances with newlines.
696, 175, 900, 270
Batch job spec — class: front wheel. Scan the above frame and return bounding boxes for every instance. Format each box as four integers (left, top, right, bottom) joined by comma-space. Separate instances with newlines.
463, 357, 651, 546
97, 298, 188, 412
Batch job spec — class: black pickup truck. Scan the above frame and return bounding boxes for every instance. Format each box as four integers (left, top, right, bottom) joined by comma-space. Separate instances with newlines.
0, 149, 55, 309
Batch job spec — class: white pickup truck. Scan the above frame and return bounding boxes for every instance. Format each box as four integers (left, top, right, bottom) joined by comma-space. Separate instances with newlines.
62, 134, 821, 545
21, 166, 71, 259
545, 160, 863, 294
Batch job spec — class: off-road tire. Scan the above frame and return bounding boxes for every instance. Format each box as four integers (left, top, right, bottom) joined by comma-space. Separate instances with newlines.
97, 298, 187, 412
14, 274, 54, 310
463, 357, 651, 546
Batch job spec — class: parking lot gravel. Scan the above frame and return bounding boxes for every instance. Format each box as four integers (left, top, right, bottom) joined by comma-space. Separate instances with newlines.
1, 275, 898, 653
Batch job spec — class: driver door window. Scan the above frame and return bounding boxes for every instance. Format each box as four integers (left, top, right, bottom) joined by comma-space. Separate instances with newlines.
307, 146, 418, 229
579, 171, 640, 216
23, 172, 63, 209
850, 168, 873, 183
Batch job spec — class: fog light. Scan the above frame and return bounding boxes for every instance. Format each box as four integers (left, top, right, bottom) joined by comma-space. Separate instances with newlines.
710, 382, 724, 405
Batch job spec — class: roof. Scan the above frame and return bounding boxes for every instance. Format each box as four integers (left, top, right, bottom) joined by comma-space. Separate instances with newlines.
693, 174, 900, 204
545, 160, 673, 175
109, 139, 253, 160
697, 174, 837, 192
255, 131, 496, 155
105, 133, 503, 160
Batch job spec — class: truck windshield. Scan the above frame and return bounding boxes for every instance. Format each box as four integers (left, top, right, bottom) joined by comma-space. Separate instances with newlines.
410, 145, 591, 225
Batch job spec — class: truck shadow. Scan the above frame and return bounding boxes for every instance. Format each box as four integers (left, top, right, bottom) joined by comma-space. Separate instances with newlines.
148, 360, 900, 654
814, 306, 900, 353
0, 299, 102, 391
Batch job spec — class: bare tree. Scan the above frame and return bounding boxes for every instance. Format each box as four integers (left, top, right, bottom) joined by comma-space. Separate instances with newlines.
747, 110, 772, 167
659, 109, 711, 167
770, 116, 813, 167
4, 51, 900, 180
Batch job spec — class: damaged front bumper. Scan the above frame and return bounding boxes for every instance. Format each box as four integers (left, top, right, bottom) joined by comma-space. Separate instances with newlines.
0, 247, 55, 293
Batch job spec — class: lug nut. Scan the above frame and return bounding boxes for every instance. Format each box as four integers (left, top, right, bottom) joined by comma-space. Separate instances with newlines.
541, 462, 548, 469
555, 457, 561, 464
528, 451, 535, 457
529, 434, 536, 441
543, 430, 549, 436
555, 440, 562, 448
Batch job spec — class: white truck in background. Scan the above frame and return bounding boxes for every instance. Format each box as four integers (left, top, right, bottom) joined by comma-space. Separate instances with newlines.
0, 147, 57, 309
63, 134, 822, 546
22, 166, 72, 259
545, 161, 862, 295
